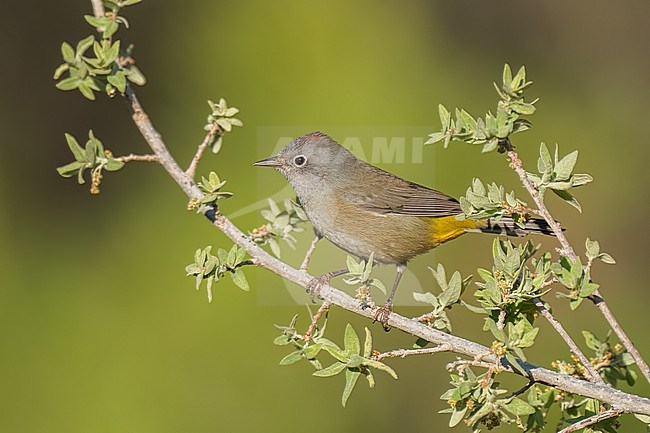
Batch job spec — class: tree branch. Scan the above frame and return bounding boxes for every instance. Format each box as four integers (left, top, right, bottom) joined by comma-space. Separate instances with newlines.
186, 124, 220, 179
304, 302, 330, 341
116, 153, 159, 163
90, 0, 104, 18
374, 344, 452, 362
300, 235, 321, 271
503, 139, 650, 384
534, 297, 603, 384
558, 408, 624, 433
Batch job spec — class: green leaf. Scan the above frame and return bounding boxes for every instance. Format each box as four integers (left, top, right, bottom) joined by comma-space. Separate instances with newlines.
486, 318, 505, 342
64, 133, 86, 162
461, 301, 486, 314
104, 158, 125, 171
413, 291, 439, 308
107, 72, 127, 93
426, 131, 446, 145
363, 327, 373, 358
634, 413, 650, 425
346, 255, 359, 274
510, 100, 536, 115
555, 150, 578, 181
571, 173, 593, 187
125, 65, 147, 86
598, 253, 616, 264
585, 238, 600, 259
227, 244, 237, 266
279, 351, 302, 366
363, 359, 398, 379
106, 40, 121, 63
504, 398, 536, 416
56, 161, 84, 178
217, 248, 229, 265
235, 247, 246, 265
76, 35, 96, 56
61, 42, 75, 63
230, 268, 249, 291
579, 282, 599, 298
430, 263, 448, 290
505, 352, 527, 375
481, 139, 498, 153
538, 142, 552, 174
343, 324, 360, 355
582, 331, 602, 352
268, 238, 281, 258
84, 15, 109, 28
439, 104, 451, 128
77, 82, 96, 100
518, 326, 539, 348
273, 335, 290, 346
346, 353, 364, 368
439, 271, 462, 307
321, 344, 349, 363
449, 407, 467, 428
55, 77, 80, 91
103, 21, 119, 39
569, 297, 583, 310
551, 189, 582, 212
313, 362, 346, 377
502, 64, 513, 91
342, 369, 361, 407
53, 63, 70, 80
302, 343, 322, 359
460, 109, 477, 132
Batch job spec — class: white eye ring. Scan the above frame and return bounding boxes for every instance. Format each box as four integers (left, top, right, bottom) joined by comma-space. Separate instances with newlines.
294, 155, 307, 167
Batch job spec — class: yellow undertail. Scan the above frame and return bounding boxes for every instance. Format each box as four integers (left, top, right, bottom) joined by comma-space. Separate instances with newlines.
428, 216, 485, 245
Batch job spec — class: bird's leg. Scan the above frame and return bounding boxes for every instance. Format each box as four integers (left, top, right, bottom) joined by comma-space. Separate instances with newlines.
373, 263, 406, 331
300, 234, 322, 271
306, 268, 349, 302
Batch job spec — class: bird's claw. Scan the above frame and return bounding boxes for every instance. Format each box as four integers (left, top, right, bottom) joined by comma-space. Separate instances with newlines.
373, 302, 393, 331
306, 274, 331, 303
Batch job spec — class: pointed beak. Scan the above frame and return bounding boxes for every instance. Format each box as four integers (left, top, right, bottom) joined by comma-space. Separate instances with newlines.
253, 156, 282, 167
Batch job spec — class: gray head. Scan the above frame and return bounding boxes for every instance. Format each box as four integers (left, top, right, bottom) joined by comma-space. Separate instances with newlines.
253, 132, 358, 194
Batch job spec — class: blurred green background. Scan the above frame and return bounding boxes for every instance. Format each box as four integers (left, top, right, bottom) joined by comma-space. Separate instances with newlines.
1, 1, 649, 432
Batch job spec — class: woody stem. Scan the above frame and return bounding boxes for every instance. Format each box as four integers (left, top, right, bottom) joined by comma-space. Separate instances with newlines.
503, 138, 650, 384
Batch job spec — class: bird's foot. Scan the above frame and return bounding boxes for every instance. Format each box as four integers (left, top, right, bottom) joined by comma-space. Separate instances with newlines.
373, 302, 393, 331
306, 274, 332, 303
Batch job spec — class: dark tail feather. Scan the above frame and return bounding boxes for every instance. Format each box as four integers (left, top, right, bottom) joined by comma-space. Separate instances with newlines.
472, 216, 558, 237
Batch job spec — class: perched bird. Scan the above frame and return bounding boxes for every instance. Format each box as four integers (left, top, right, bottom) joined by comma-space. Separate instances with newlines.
254, 132, 553, 329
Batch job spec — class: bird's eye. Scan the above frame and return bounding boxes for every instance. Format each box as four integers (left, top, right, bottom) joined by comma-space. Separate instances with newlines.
294, 155, 307, 166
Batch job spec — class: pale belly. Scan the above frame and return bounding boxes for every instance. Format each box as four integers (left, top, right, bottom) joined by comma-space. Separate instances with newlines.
300, 193, 433, 264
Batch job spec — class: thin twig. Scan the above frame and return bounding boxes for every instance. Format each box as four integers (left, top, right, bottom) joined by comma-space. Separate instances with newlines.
503, 139, 650, 384
534, 297, 604, 384
116, 153, 159, 163
374, 344, 452, 362
557, 408, 623, 433
505, 380, 535, 399
90, 0, 104, 18
304, 302, 330, 341
186, 124, 220, 179
497, 309, 506, 331
446, 358, 500, 373
300, 235, 321, 271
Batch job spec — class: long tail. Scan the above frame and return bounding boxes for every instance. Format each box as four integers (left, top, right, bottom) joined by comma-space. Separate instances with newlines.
471, 216, 557, 237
